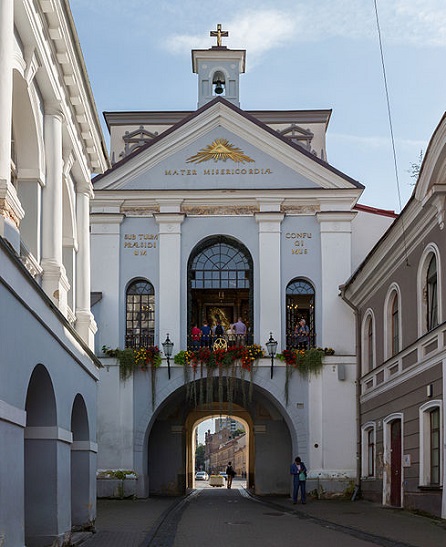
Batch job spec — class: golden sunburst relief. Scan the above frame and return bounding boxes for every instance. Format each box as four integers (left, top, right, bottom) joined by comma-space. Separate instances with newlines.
186, 138, 255, 164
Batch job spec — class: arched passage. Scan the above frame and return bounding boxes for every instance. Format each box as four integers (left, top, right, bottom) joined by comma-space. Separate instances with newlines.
71, 394, 94, 528
145, 375, 293, 497
186, 406, 253, 489
24, 364, 58, 544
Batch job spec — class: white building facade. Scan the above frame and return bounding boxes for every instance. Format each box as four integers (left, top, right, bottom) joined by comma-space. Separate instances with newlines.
0, 1, 108, 545
91, 34, 395, 499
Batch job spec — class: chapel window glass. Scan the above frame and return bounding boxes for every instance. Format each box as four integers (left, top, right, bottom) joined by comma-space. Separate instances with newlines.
426, 255, 438, 332
286, 279, 315, 349
191, 242, 250, 290
188, 237, 253, 345
125, 279, 155, 348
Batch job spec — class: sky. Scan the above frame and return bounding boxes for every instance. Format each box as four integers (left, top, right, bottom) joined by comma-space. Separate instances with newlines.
71, 0, 446, 213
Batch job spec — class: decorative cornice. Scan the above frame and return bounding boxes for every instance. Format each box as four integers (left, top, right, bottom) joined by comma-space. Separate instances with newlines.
183, 205, 257, 216
121, 205, 160, 216
282, 204, 320, 214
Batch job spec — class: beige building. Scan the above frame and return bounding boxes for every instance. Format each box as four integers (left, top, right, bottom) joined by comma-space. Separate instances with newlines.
342, 113, 446, 518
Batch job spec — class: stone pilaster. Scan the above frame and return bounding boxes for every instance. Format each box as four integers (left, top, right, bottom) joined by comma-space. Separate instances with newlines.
255, 212, 284, 348
316, 211, 356, 352
154, 213, 185, 350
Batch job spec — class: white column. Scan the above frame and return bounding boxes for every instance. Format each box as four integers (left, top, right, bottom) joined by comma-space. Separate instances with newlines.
76, 182, 97, 349
316, 211, 356, 353
255, 212, 284, 348
0, 0, 23, 246
155, 213, 185, 350
0, 0, 13, 186
41, 106, 68, 313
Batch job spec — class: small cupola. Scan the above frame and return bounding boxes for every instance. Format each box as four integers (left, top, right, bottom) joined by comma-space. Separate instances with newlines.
192, 24, 246, 109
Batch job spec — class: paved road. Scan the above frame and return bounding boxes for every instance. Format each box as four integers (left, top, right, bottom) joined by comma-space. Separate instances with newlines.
169, 487, 378, 547
80, 482, 446, 547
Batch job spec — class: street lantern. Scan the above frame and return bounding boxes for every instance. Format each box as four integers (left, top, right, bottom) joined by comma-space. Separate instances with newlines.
266, 332, 278, 379
162, 333, 174, 379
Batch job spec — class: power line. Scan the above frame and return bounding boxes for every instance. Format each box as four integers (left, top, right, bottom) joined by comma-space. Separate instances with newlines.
373, 0, 410, 266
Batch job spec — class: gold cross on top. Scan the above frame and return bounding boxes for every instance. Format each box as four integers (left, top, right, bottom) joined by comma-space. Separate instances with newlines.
210, 24, 228, 47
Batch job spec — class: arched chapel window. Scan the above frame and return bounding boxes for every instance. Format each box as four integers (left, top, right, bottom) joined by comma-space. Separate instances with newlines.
188, 237, 253, 345
125, 279, 155, 348
286, 279, 315, 349
190, 242, 250, 290
427, 255, 438, 332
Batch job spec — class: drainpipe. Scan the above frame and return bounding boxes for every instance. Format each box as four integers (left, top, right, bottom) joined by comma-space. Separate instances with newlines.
339, 284, 362, 498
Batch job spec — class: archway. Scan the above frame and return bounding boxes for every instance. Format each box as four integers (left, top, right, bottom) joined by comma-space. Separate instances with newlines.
24, 365, 58, 544
145, 376, 293, 497
187, 236, 254, 346
71, 394, 94, 528
186, 406, 253, 489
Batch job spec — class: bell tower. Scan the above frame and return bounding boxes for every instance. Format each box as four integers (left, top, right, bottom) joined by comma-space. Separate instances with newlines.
192, 24, 246, 109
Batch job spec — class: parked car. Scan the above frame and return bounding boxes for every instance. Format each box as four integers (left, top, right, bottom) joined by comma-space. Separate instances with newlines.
195, 471, 209, 481
219, 472, 228, 481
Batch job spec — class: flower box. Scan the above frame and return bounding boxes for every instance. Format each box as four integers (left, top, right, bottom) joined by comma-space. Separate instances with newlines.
209, 474, 225, 487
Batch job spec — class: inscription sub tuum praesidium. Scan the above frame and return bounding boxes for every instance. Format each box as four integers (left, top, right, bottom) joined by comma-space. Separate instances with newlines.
123, 233, 158, 256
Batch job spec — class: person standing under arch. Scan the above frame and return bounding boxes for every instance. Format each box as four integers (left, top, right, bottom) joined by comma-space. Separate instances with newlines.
290, 456, 307, 504
226, 461, 236, 489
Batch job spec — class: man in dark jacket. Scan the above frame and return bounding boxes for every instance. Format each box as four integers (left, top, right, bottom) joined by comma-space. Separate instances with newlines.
290, 456, 307, 504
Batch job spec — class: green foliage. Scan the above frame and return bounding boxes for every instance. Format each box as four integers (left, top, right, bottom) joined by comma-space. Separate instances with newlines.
102, 345, 161, 381
277, 347, 327, 375
195, 444, 205, 469
408, 149, 424, 184
102, 346, 136, 381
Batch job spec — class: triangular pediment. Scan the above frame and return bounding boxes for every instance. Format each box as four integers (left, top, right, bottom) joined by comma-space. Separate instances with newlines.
94, 99, 363, 193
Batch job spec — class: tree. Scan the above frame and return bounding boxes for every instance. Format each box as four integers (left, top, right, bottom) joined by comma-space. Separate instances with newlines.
408, 150, 424, 185
195, 444, 205, 470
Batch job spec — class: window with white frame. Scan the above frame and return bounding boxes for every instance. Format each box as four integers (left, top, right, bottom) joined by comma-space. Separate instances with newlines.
384, 286, 401, 360
362, 311, 375, 374
418, 246, 441, 337
419, 401, 442, 486
125, 279, 155, 348
391, 293, 399, 356
426, 255, 438, 332
430, 407, 440, 485
362, 423, 376, 478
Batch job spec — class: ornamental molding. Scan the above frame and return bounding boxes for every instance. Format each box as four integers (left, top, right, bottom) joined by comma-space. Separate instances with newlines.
182, 205, 258, 216
121, 205, 160, 216
281, 204, 320, 214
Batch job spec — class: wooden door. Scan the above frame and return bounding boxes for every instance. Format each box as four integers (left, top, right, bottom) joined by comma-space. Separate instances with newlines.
390, 419, 402, 507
